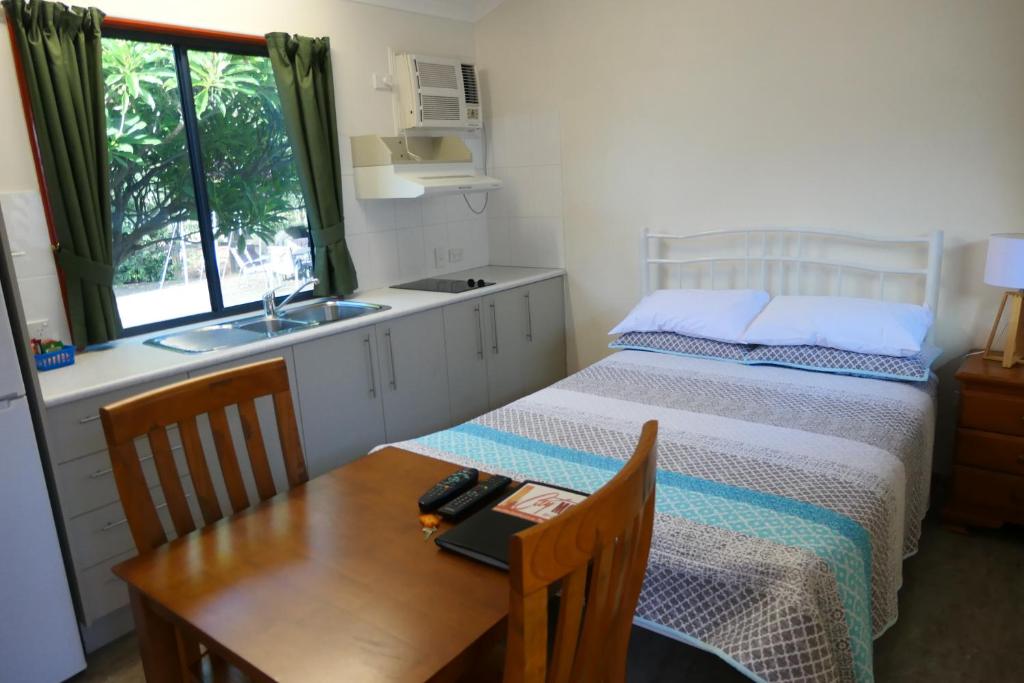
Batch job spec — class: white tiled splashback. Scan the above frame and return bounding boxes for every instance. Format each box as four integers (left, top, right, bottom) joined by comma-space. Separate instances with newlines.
483, 111, 565, 269
0, 191, 72, 344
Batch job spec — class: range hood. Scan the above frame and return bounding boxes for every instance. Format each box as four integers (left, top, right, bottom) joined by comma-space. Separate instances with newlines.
351, 135, 502, 199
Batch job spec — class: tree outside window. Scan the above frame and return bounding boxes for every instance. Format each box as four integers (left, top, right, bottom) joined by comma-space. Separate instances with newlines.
103, 34, 311, 332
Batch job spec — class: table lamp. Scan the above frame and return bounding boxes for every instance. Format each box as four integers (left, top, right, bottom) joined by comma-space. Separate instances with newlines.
983, 233, 1024, 368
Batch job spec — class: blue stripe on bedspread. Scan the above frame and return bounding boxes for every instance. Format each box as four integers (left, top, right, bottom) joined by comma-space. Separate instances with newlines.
415, 422, 876, 683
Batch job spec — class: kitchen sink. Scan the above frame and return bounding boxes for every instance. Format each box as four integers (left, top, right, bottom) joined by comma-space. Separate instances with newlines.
279, 300, 388, 324
235, 318, 310, 335
145, 298, 390, 353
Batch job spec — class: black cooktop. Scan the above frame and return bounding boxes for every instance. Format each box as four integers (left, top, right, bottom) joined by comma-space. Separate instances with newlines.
393, 277, 496, 294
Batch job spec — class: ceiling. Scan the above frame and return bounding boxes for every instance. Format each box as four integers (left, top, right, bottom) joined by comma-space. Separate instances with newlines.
351, 0, 507, 23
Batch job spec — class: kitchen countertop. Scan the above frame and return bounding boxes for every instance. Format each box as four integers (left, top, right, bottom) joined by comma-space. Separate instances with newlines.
37, 266, 564, 407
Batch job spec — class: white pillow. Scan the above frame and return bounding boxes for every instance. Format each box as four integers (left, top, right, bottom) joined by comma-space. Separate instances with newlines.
742, 296, 933, 358
609, 289, 771, 344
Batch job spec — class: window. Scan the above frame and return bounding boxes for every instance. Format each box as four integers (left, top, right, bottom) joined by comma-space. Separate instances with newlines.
103, 30, 311, 333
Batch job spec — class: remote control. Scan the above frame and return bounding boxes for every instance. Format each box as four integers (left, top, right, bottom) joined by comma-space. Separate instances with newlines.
438, 475, 513, 519
418, 468, 479, 512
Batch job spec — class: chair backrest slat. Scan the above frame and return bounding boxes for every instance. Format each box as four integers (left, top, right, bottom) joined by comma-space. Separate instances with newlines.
272, 391, 307, 487
207, 405, 250, 514
237, 398, 277, 501
547, 565, 587, 683
179, 415, 223, 527
108, 440, 166, 552
101, 358, 308, 555
503, 420, 658, 683
147, 426, 195, 538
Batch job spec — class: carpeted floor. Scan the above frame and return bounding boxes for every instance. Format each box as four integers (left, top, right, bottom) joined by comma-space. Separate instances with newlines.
73, 516, 1023, 682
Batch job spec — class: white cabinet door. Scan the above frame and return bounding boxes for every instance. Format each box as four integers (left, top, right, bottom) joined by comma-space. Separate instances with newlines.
484, 286, 531, 410
521, 276, 567, 394
377, 309, 451, 442
443, 297, 490, 424
293, 327, 387, 477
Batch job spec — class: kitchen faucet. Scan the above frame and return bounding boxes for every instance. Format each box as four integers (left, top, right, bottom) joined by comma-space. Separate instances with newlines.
262, 277, 319, 318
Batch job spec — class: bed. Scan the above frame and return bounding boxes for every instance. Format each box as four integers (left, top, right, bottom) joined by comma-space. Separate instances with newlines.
392, 228, 944, 683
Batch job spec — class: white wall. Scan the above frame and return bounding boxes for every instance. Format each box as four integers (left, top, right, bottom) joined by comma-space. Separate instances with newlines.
475, 0, 1024, 473
0, 0, 484, 338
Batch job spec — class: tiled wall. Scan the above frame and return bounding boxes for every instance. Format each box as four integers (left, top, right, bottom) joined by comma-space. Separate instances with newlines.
484, 111, 564, 268
0, 192, 72, 343
340, 134, 491, 290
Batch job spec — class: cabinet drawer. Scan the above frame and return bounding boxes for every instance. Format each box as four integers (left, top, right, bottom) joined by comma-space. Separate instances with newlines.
67, 476, 196, 570
951, 465, 1024, 511
56, 429, 185, 518
959, 391, 1024, 436
956, 428, 1024, 476
77, 550, 134, 625
46, 374, 188, 464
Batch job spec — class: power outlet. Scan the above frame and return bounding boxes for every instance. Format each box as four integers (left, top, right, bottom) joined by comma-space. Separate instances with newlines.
433, 247, 447, 269
26, 319, 49, 339
448, 247, 464, 264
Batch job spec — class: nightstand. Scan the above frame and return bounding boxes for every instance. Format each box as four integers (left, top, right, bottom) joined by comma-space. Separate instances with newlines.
944, 353, 1024, 528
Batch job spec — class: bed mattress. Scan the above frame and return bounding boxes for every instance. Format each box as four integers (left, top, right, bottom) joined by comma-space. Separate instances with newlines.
392, 350, 937, 683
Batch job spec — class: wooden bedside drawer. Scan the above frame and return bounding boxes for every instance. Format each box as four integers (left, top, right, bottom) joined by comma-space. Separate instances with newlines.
950, 465, 1024, 513
956, 428, 1024, 476
959, 390, 1024, 436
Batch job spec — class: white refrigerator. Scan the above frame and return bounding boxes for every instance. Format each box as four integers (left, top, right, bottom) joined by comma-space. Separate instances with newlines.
0, 269, 86, 679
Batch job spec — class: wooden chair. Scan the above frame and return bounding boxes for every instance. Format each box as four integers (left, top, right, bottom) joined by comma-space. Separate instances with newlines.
503, 420, 658, 683
100, 357, 308, 680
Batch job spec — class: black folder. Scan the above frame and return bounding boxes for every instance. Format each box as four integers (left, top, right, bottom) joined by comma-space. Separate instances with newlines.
434, 481, 586, 570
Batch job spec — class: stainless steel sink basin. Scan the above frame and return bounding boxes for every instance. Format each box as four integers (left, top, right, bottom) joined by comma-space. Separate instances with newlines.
280, 300, 388, 324
235, 318, 310, 335
145, 298, 390, 353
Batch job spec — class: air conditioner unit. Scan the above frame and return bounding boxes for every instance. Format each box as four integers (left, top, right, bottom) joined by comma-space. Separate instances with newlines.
394, 53, 481, 131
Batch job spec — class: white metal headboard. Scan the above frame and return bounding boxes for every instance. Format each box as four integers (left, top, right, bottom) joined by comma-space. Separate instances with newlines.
641, 227, 944, 313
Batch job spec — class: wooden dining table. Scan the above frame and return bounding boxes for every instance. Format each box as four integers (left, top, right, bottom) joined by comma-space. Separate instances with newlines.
113, 447, 510, 682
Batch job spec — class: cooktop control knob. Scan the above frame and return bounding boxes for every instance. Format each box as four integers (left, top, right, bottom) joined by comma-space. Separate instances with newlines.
466, 278, 476, 288
476, 279, 486, 288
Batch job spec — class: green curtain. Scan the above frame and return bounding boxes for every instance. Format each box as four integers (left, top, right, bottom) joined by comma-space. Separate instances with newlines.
265, 32, 357, 296
4, 0, 120, 345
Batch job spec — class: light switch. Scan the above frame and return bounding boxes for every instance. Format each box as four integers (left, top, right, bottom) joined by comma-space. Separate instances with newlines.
434, 247, 447, 269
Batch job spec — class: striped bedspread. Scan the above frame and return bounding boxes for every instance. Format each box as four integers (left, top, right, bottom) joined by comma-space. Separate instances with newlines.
392, 350, 936, 683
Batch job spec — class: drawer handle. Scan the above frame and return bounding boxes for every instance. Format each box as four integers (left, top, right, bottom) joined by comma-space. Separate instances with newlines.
100, 495, 189, 531
88, 453, 156, 479
79, 414, 101, 424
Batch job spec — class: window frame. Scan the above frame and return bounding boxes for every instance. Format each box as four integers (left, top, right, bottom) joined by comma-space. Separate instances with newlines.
105, 25, 315, 337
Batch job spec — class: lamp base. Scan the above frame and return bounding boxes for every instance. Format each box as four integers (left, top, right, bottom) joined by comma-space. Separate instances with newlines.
983, 290, 1024, 369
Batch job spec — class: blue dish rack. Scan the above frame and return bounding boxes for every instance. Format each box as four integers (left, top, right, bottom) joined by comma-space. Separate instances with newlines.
35, 345, 75, 372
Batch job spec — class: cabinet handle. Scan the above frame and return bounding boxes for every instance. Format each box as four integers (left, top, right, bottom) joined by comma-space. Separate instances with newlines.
524, 292, 534, 342
364, 336, 377, 398
89, 453, 157, 479
385, 330, 398, 390
490, 302, 499, 354
79, 414, 101, 424
474, 304, 484, 359
100, 497, 188, 532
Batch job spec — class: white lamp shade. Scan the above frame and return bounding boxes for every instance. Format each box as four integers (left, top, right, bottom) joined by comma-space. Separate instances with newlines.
984, 234, 1024, 289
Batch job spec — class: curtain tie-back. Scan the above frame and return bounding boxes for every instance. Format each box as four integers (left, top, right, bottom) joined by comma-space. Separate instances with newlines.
310, 223, 347, 248
56, 247, 115, 286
